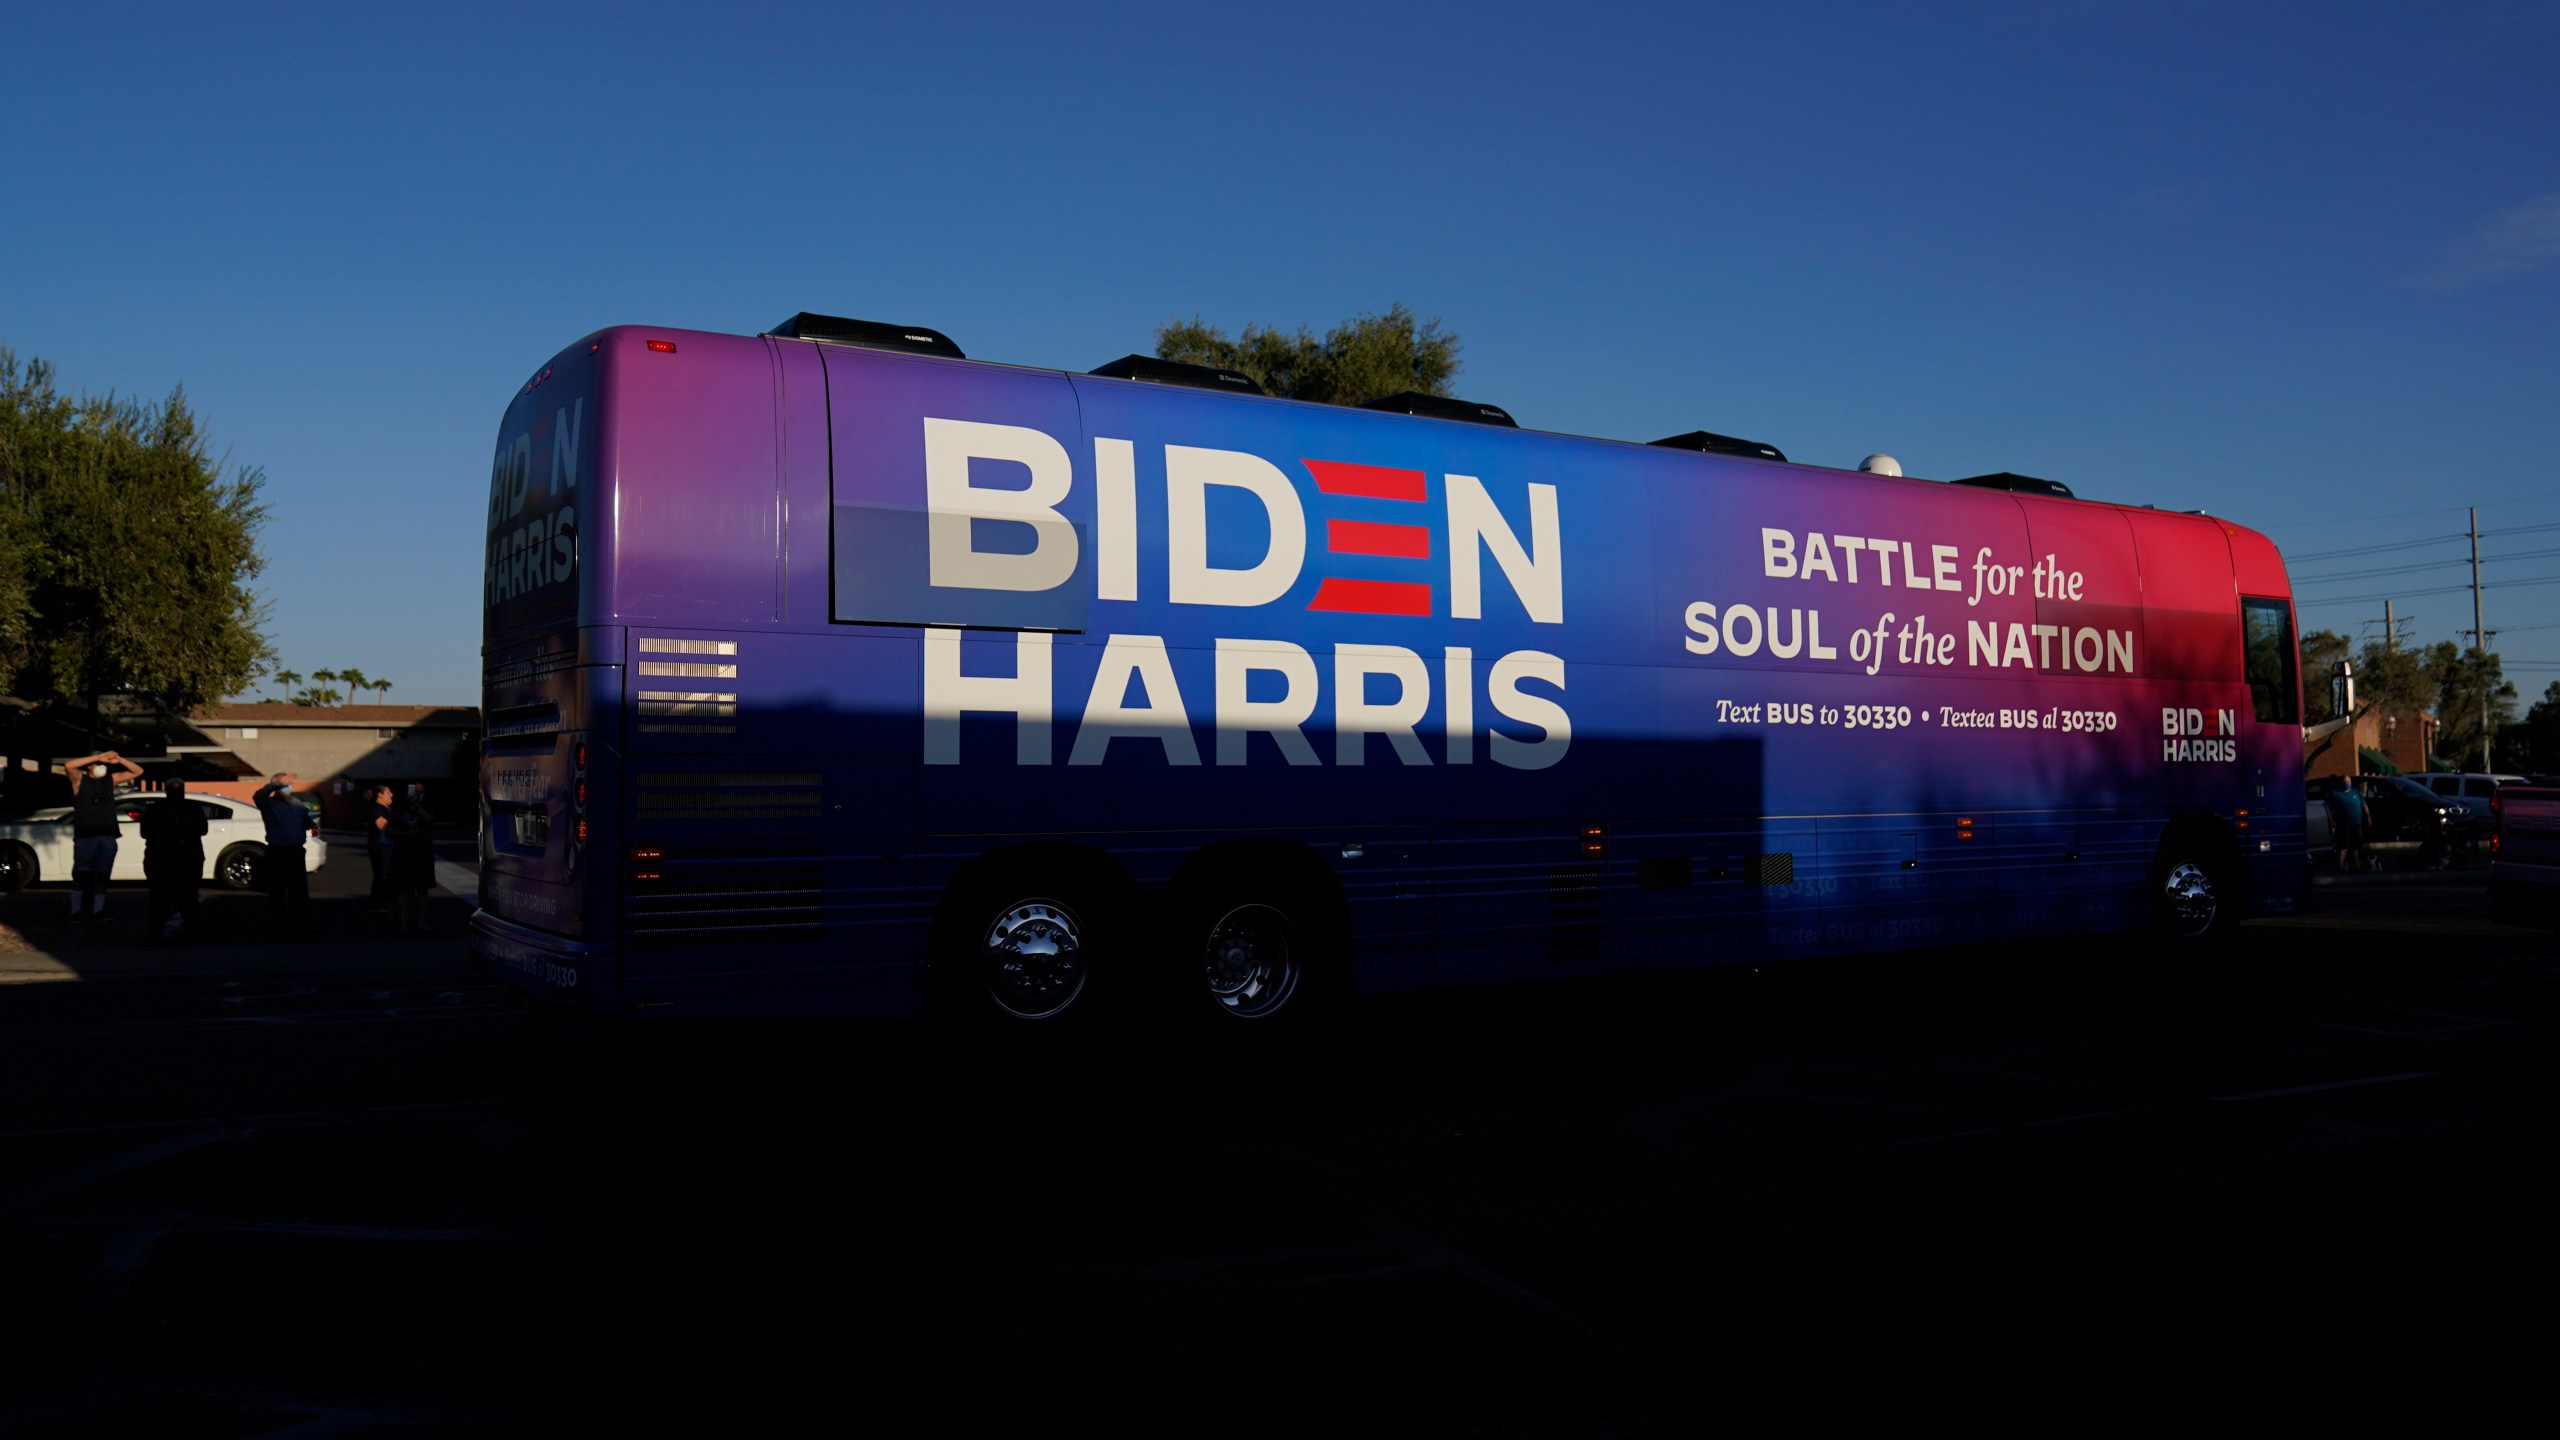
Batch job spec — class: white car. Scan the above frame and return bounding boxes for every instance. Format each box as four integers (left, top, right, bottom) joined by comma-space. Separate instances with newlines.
0, 793, 328, 892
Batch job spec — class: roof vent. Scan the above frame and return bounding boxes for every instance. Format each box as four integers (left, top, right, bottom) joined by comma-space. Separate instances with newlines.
1950, 471, 2076, 500
1650, 429, 1787, 463
1360, 391, 1517, 427
767, 313, 965, 359
1089, 354, 1266, 395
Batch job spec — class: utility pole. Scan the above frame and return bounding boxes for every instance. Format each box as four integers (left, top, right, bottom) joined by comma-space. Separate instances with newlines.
2465, 506, 2493, 771
2384, 599, 2396, 652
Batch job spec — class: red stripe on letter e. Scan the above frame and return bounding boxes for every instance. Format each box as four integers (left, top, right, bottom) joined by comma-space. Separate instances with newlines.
1326, 519, 1432, 558
1309, 578, 1433, 615
1302, 460, 1427, 501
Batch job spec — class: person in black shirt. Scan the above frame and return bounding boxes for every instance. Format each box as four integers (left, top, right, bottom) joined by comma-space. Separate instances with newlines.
61, 749, 142, 921
390, 783, 437, 935
366, 784, 395, 914
140, 779, 210, 945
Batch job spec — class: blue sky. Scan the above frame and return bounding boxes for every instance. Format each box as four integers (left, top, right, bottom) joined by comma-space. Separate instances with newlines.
4, 1, 2556, 705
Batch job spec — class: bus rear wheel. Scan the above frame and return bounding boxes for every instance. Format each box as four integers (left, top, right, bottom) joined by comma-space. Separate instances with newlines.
939, 869, 1118, 1027
1177, 871, 1324, 1028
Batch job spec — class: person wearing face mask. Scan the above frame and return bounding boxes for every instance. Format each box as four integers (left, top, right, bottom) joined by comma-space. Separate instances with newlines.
60, 749, 142, 921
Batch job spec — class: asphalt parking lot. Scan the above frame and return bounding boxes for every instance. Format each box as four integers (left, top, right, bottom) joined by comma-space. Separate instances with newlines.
0, 863, 2553, 1436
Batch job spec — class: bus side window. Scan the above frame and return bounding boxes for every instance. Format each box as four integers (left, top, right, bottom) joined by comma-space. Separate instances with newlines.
2241, 597, 2297, 725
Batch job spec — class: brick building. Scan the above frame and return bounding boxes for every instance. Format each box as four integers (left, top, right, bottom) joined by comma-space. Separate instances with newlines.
2303, 706, 2438, 783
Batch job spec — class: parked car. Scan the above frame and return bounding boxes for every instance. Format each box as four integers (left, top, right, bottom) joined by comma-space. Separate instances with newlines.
2415, 771, 2527, 824
0, 793, 328, 892
2353, 774, 2477, 860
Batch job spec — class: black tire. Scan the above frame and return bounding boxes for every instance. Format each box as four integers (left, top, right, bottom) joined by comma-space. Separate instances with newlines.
2152, 838, 2236, 944
0, 841, 34, 893
935, 867, 1118, 1028
216, 843, 265, 892
1174, 870, 1332, 1029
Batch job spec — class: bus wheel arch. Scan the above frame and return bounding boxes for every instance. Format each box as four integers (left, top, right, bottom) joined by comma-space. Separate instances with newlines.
930, 844, 1139, 1026
2151, 818, 2243, 944
1165, 840, 1351, 1026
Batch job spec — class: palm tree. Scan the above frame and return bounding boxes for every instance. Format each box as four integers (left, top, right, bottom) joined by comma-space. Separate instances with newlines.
370, 675, 394, 705
339, 667, 371, 709
311, 668, 341, 706
272, 668, 301, 704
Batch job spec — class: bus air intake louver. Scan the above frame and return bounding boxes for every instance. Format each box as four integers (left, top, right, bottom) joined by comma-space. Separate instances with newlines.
1088, 355, 1267, 395
1359, 391, 1517, 427
1951, 472, 2076, 499
1650, 429, 1787, 463
766, 313, 965, 360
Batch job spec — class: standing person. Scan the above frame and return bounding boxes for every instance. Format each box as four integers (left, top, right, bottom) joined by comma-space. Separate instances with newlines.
2333, 777, 2369, 874
252, 772, 314, 936
140, 779, 209, 945
390, 782, 438, 936
366, 784, 396, 914
60, 749, 142, 921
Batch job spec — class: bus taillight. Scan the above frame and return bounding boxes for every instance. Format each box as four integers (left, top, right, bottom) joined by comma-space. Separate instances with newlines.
630, 844, 663, 883
647, 339, 678, 353
1956, 817, 1975, 841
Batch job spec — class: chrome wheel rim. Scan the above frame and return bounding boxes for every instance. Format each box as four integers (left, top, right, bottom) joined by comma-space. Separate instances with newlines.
979, 899, 1086, 1020
223, 851, 258, 889
2162, 860, 2218, 937
1202, 902, 1301, 1020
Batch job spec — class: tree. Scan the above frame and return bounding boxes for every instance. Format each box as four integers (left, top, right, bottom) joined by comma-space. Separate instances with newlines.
0, 349, 269, 732
270, 668, 301, 704
338, 667, 370, 708
1155, 305, 1460, 406
2433, 645, 2517, 770
2353, 638, 2439, 725
2299, 629, 2351, 724
369, 674, 393, 705
2507, 680, 2560, 773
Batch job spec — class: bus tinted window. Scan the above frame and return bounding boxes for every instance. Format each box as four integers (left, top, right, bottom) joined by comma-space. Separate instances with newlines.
2243, 597, 2296, 724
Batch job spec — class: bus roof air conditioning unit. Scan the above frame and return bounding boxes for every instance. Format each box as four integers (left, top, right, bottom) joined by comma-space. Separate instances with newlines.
1359, 391, 1517, 427
1950, 471, 2076, 499
1088, 355, 1267, 395
1649, 429, 1787, 463
767, 313, 966, 359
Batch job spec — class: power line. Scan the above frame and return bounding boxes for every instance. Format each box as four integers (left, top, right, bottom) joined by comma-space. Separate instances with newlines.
2283, 521, 2560, 565
2293, 545, 2560, 585
2294, 572, 2560, 607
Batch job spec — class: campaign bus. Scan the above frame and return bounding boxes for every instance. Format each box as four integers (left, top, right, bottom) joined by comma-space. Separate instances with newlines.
472, 312, 2306, 1024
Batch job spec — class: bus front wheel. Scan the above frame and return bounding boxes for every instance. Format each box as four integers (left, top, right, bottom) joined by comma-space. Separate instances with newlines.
2152, 840, 2235, 944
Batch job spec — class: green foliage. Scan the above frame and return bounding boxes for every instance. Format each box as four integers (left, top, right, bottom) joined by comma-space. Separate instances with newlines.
2431, 645, 2517, 770
2299, 629, 2350, 724
2499, 679, 2560, 773
0, 349, 269, 721
1155, 305, 1460, 406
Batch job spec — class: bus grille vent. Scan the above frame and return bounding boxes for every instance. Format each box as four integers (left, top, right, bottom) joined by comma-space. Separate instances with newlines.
635, 771, 822, 821
486, 702, 561, 739
1545, 864, 1603, 964
1751, 853, 1795, 886
631, 843, 825, 947
639, 637, 739, 656
637, 690, 738, 735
